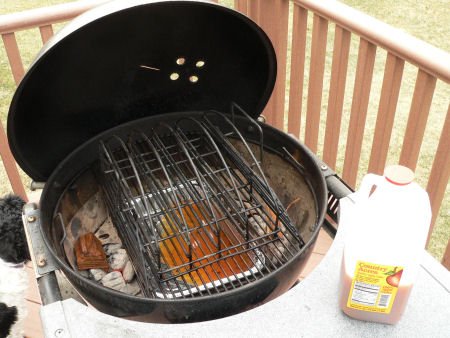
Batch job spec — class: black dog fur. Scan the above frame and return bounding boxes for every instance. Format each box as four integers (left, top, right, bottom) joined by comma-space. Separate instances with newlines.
0, 303, 18, 338
0, 195, 29, 264
0, 195, 28, 337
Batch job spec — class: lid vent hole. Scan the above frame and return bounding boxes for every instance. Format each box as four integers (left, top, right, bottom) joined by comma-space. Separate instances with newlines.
170, 73, 180, 80
196, 60, 205, 68
189, 75, 199, 83
176, 57, 186, 65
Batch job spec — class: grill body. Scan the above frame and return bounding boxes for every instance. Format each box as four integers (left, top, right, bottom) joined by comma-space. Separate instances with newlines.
7, 0, 328, 323
39, 112, 327, 322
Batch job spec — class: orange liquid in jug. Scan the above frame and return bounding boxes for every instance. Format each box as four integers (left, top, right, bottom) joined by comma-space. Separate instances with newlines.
340, 263, 413, 324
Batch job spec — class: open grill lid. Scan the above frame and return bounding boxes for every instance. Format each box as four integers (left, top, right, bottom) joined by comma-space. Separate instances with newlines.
7, 0, 277, 181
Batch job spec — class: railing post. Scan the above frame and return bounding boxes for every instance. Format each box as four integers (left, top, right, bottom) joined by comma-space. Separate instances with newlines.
0, 123, 27, 200
39, 24, 54, 44
367, 53, 404, 175
287, 4, 308, 138
304, 14, 328, 153
1, 32, 25, 85
256, 0, 290, 130
426, 104, 450, 246
322, 25, 351, 169
342, 38, 377, 187
234, 0, 248, 15
399, 70, 437, 171
442, 240, 450, 270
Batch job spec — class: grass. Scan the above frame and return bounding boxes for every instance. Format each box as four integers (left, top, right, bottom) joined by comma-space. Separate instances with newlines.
337, 0, 450, 262
0, 0, 72, 194
0, 0, 448, 261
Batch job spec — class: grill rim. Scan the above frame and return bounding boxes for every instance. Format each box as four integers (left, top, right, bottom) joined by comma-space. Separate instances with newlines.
38, 112, 327, 322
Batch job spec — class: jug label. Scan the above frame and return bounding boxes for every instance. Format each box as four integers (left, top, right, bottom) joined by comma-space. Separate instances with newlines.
347, 261, 403, 314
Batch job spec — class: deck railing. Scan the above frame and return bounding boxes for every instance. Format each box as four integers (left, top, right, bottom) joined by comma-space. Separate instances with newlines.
0, 0, 449, 267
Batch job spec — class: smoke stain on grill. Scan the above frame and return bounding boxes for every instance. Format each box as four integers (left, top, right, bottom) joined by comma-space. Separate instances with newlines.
98, 233, 110, 240
71, 217, 81, 236
159, 203, 255, 286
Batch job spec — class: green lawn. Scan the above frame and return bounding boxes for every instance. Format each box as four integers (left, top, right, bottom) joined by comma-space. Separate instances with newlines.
335, 0, 449, 261
0, 0, 448, 261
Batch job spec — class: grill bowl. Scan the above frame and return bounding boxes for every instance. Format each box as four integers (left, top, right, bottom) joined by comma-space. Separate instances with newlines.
7, 0, 327, 323
39, 112, 327, 322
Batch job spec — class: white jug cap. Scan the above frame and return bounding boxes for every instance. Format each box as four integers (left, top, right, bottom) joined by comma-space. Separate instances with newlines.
384, 165, 415, 185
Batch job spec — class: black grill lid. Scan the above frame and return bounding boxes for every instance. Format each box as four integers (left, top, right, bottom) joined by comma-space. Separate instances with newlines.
7, 0, 276, 181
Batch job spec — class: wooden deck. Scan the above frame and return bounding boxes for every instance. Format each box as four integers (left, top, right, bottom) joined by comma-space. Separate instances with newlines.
24, 261, 44, 338
23, 228, 333, 338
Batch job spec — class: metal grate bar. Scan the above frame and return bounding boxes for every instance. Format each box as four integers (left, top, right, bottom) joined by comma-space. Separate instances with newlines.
137, 128, 243, 294
99, 108, 305, 298
175, 123, 296, 269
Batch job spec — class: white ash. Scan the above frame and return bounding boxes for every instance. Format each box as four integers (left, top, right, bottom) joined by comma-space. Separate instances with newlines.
122, 261, 136, 283
124, 281, 141, 296
104, 243, 122, 256
100, 271, 141, 295
109, 249, 129, 270
248, 213, 295, 265
101, 271, 127, 291
90, 269, 107, 282
77, 269, 90, 279
89, 248, 141, 296
64, 192, 108, 269
243, 201, 259, 216
95, 217, 122, 246
78, 218, 142, 296
250, 214, 269, 234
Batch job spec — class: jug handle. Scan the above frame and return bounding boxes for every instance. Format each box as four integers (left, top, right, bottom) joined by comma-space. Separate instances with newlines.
358, 173, 383, 200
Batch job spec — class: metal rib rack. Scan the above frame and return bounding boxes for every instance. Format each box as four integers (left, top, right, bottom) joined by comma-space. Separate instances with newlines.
99, 109, 304, 299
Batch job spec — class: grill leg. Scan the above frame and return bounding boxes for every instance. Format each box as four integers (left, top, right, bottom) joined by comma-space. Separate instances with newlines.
38, 272, 62, 305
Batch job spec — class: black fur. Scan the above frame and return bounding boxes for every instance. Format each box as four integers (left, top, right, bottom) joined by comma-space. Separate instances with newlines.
0, 195, 28, 337
0, 195, 29, 264
0, 303, 17, 338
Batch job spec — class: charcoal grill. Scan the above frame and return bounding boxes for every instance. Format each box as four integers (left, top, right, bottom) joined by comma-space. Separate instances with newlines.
8, 0, 329, 323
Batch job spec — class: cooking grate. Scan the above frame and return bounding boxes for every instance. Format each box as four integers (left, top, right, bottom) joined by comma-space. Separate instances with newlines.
99, 107, 304, 299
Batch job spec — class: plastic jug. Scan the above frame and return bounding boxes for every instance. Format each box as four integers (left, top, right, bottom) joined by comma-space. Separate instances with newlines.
339, 165, 431, 324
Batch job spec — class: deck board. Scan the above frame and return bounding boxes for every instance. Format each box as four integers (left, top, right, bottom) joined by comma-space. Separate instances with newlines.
312, 229, 334, 255
25, 300, 44, 338
26, 265, 41, 304
24, 228, 333, 337
299, 252, 326, 280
